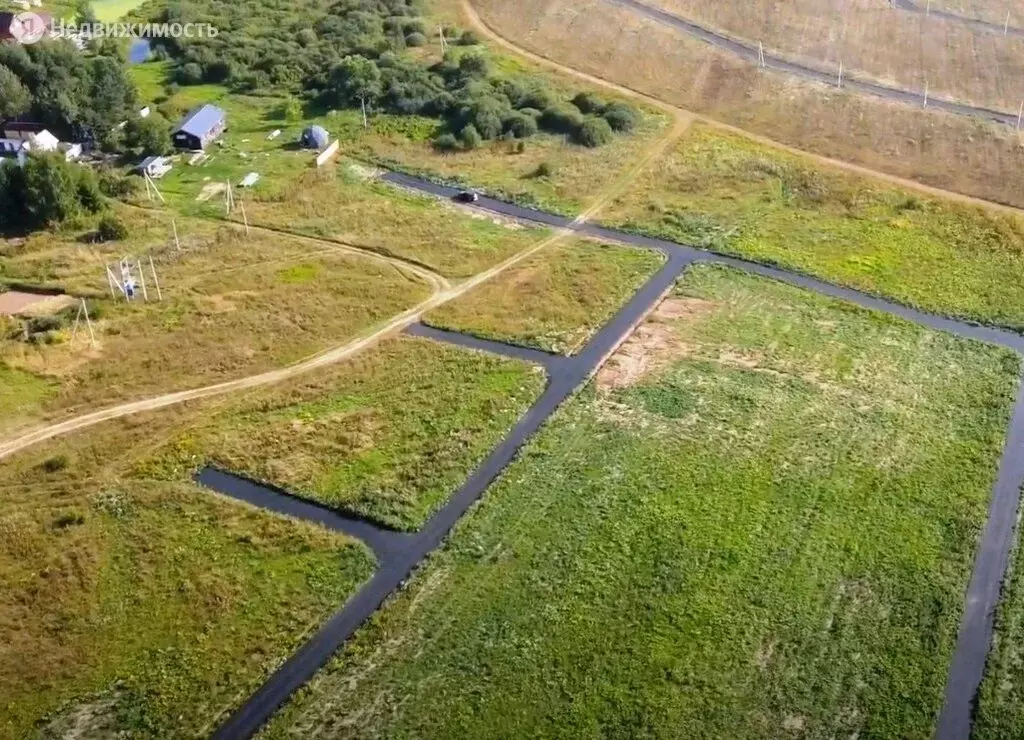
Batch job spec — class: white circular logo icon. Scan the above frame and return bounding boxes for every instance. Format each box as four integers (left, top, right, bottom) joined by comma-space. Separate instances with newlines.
11, 12, 47, 44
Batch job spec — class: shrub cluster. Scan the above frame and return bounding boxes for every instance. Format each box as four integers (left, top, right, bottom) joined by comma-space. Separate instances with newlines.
0, 154, 104, 232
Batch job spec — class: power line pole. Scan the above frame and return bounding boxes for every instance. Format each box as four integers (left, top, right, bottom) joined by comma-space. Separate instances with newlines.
149, 255, 162, 301
837, 61, 843, 88
172, 218, 181, 250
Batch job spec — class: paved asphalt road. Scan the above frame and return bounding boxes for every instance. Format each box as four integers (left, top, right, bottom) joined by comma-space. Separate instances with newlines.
206, 173, 1024, 740
602, 0, 1021, 127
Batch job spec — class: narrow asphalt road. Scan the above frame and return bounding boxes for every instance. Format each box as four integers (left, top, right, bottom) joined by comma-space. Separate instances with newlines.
210, 248, 695, 739
209, 175, 1024, 739
601, 0, 1020, 127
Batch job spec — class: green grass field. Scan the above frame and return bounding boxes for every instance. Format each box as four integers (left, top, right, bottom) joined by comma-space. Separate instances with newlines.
0, 401, 374, 740
425, 238, 664, 353
263, 265, 1019, 739
141, 337, 546, 530
600, 124, 1024, 331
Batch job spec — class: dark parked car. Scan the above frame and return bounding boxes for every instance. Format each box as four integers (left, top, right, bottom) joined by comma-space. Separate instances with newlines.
454, 190, 479, 203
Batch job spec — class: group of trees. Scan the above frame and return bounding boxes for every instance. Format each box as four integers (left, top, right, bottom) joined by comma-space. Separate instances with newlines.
0, 154, 105, 232
151, 0, 640, 148
0, 39, 138, 151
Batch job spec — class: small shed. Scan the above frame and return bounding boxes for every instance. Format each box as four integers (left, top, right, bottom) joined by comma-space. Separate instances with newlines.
172, 104, 227, 151
299, 125, 329, 151
137, 155, 172, 178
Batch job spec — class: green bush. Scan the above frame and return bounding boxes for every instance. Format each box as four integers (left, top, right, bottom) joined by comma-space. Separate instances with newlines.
502, 111, 538, 139
540, 104, 583, 135
97, 213, 129, 242
575, 116, 614, 147
405, 32, 427, 47
572, 92, 605, 114
460, 124, 483, 150
434, 132, 460, 151
603, 102, 638, 132
459, 30, 480, 45
533, 161, 555, 178
41, 455, 70, 473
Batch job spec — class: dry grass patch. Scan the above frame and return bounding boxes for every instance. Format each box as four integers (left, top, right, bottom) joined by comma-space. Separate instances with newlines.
0, 208, 430, 431
470, 0, 1024, 210
0, 401, 373, 740
426, 238, 665, 353
599, 123, 1024, 329
648, 0, 1024, 112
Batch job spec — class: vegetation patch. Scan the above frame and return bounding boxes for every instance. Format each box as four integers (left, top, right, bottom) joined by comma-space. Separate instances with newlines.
601, 124, 1024, 330
426, 238, 664, 354
0, 209, 430, 421
263, 264, 1019, 739
143, 336, 546, 530
0, 405, 374, 740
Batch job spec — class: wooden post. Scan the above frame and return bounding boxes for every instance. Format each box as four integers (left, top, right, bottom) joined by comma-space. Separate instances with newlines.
137, 260, 149, 301
149, 255, 162, 301
172, 218, 181, 250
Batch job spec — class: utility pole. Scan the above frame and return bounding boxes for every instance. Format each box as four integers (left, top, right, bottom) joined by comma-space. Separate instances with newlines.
136, 260, 149, 301
1017, 100, 1023, 130
240, 200, 250, 236
149, 255, 162, 301
1006, 9, 1011, 35
70, 299, 96, 349
361, 96, 368, 128
172, 218, 181, 250
439, 24, 448, 53
837, 61, 843, 88
923, 80, 929, 107
758, 41, 765, 68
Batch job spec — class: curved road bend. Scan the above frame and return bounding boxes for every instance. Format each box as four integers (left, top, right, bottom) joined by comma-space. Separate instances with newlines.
601, 0, 1020, 127
894, 0, 1024, 38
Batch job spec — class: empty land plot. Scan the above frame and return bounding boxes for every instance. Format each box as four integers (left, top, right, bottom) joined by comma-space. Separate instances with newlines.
931, 0, 1024, 27
600, 124, 1024, 329
0, 210, 430, 429
425, 238, 664, 353
142, 336, 546, 531
648, 0, 1024, 112
974, 505, 1024, 739
0, 404, 373, 740
263, 264, 1019, 739
470, 0, 1024, 210
243, 169, 551, 278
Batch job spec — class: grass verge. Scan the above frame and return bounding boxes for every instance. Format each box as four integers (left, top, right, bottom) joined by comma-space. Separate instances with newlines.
262, 264, 1019, 738
425, 238, 664, 353
601, 124, 1024, 330
141, 336, 547, 530
0, 404, 374, 740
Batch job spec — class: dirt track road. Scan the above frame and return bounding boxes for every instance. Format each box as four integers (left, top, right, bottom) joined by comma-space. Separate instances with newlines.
0, 119, 690, 464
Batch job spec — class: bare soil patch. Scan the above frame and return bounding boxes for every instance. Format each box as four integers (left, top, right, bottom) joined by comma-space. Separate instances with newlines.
596, 296, 717, 389
0, 292, 75, 317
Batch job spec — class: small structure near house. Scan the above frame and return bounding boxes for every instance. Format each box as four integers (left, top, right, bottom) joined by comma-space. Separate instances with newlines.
28, 129, 59, 152
59, 142, 82, 161
299, 125, 329, 151
171, 104, 226, 151
239, 172, 260, 188
139, 106, 151, 119
137, 155, 172, 179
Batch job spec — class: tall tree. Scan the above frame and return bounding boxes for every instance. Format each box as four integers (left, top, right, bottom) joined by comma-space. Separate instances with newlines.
0, 65, 30, 120
328, 54, 382, 118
